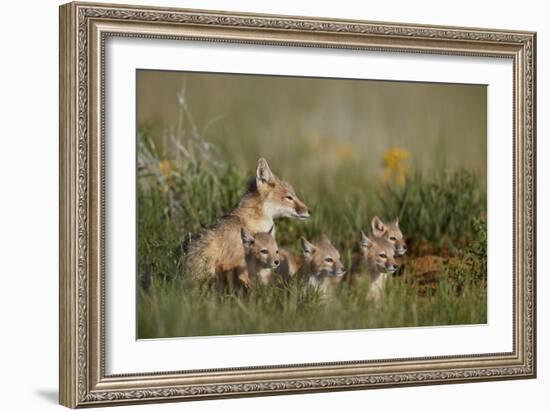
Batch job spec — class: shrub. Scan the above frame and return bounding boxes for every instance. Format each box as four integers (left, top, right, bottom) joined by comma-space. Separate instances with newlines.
442, 218, 488, 294
377, 169, 485, 254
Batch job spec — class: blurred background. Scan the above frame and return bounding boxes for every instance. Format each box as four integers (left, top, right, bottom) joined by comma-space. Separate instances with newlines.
137, 70, 487, 188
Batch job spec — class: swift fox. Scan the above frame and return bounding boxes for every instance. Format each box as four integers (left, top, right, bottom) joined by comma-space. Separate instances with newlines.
185, 158, 310, 285
240, 227, 280, 285
275, 248, 300, 283
351, 231, 398, 302
371, 216, 407, 255
300, 235, 345, 298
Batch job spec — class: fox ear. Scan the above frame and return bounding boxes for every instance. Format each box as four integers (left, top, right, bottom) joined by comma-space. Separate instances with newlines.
241, 228, 255, 248
300, 237, 316, 258
360, 231, 374, 249
394, 216, 399, 229
267, 225, 276, 238
371, 216, 387, 238
256, 158, 274, 186
319, 233, 331, 245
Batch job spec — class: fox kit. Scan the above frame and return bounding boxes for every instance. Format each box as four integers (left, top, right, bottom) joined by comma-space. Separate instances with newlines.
240, 227, 280, 285
300, 235, 345, 299
185, 158, 310, 285
371, 216, 407, 255
351, 232, 398, 302
275, 248, 299, 282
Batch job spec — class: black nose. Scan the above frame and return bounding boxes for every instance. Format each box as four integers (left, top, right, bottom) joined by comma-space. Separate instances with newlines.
403, 245, 407, 250
307, 209, 312, 215
392, 264, 398, 270
274, 260, 280, 266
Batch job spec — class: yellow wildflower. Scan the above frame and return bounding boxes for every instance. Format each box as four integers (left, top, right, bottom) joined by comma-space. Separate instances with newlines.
383, 147, 410, 171
159, 159, 172, 179
381, 147, 410, 187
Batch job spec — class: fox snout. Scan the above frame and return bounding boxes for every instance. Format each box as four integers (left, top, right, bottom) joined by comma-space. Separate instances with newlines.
322, 259, 345, 277
294, 199, 311, 219
271, 258, 281, 269
332, 260, 345, 277
395, 243, 407, 255
386, 262, 398, 272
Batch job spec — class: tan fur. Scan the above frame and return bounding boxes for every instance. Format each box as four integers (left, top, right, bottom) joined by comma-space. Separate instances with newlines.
240, 227, 280, 285
350, 232, 398, 302
185, 158, 310, 285
299, 235, 345, 299
275, 248, 300, 282
371, 216, 407, 256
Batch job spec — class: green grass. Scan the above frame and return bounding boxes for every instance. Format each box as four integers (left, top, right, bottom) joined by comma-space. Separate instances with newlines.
136, 87, 487, 339
138, 256, 487, 338
378, 169, 486, 254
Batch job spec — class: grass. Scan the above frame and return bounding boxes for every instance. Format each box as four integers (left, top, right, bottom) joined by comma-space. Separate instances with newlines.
136, 86, 487, 339
138, 265, 486, 338
378, 169, 486, 254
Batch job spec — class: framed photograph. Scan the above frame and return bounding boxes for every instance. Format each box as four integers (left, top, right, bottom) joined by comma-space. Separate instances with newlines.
59, 2, 537, 408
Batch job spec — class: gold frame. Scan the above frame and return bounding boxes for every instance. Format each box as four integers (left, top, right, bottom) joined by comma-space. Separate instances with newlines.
59, 1, 537, 408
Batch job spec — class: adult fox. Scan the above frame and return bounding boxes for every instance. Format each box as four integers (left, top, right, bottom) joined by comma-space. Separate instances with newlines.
185, 158, 310, 286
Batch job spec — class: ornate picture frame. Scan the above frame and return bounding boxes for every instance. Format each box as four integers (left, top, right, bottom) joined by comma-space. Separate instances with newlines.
59, 1, 536, 408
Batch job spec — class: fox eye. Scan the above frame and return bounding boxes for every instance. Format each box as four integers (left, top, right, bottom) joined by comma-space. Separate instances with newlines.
389, 236, 396, 241
260, 249, 269, 255
285, 195, 293, 201
379, 253, 387, 258
324, 257, 334, 263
